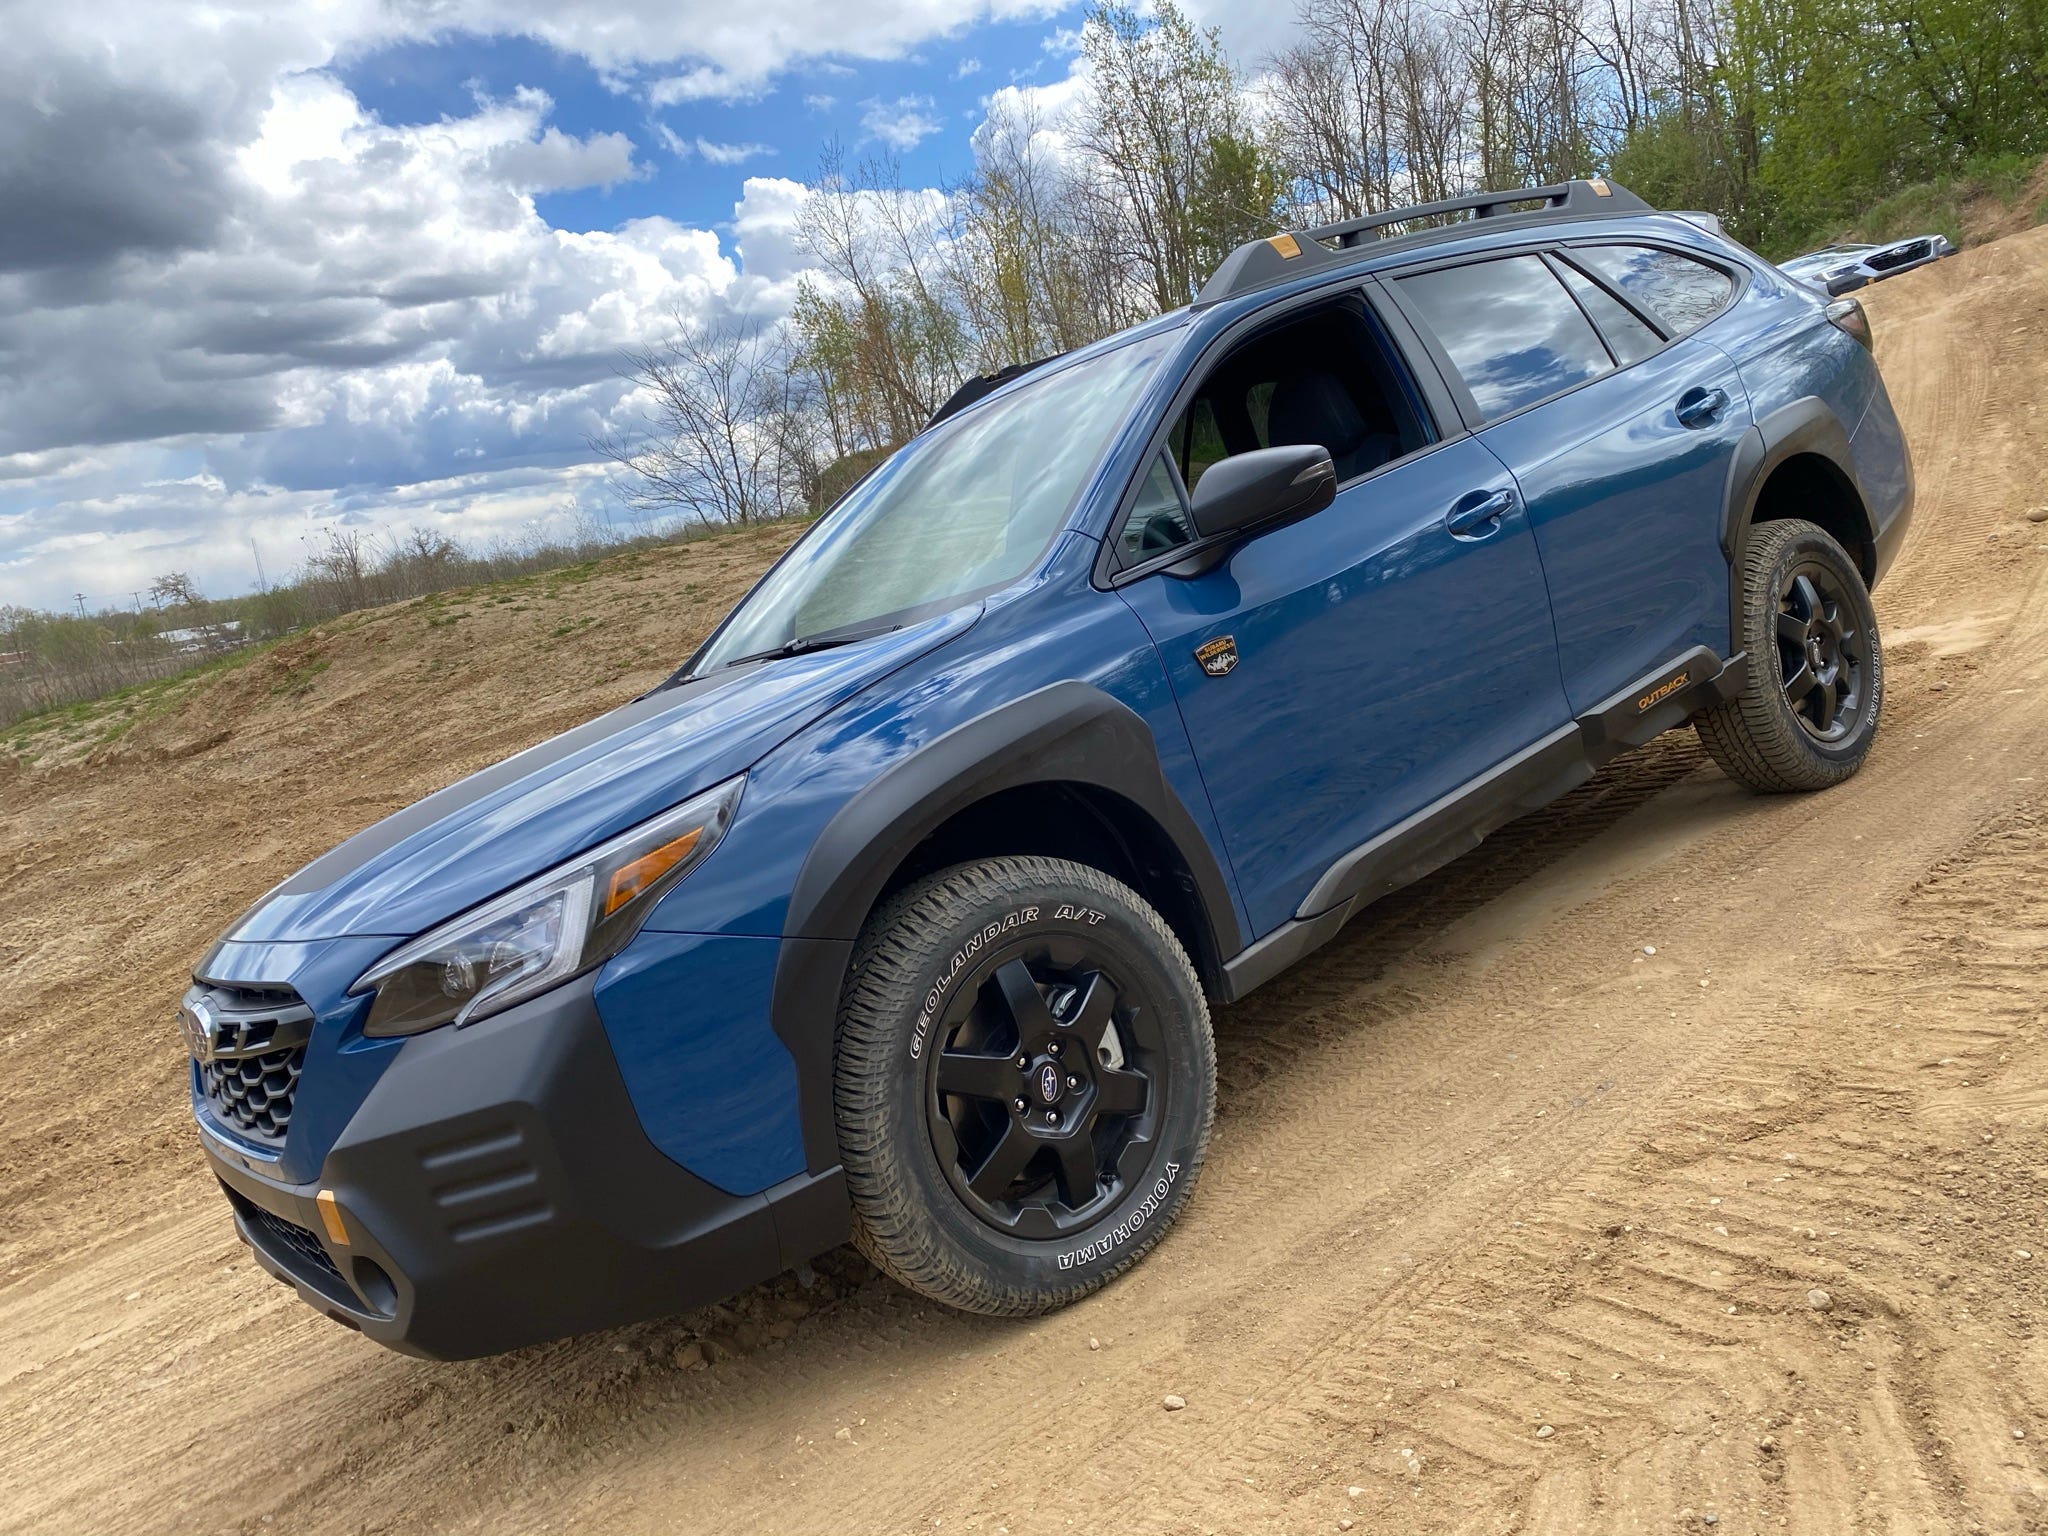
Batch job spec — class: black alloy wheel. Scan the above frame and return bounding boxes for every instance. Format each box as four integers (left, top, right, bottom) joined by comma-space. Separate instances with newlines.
1696, 516, 1884, 793
1776, 562, 1868, 742
924, 944, 1161, 1238
835, 855, 1214, 1315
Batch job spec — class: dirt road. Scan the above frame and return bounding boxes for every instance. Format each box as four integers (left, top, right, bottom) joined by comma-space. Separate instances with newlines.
5, 230, 2047, 1536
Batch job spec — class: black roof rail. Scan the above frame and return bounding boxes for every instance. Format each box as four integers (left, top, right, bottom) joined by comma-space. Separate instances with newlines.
1196, 177, 1656, 308
926, 352, 1066, 428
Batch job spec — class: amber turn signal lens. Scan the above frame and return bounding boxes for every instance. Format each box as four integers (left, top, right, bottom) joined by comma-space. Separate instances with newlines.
603, 828, 703, 916
315, 1189, 349, 1247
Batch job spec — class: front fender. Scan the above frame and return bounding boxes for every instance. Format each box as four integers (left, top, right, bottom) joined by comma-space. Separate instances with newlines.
784, 680, 1239, 949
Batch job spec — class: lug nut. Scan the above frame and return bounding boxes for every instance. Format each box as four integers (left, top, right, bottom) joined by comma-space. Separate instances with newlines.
1016, 1055, 1029, 1069
1012, 1097, 1027, 1113
1043, 1109, 1059, 1124
1067, 1074, 1080, 1090
1047, 1039, 1062, 1056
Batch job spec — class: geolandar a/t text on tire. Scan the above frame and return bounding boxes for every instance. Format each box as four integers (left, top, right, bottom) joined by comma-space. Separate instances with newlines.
183, 178, 1912, 1357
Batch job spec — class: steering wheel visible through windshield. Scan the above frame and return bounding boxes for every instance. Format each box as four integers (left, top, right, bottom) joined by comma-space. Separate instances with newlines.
695, 333, 1171, 672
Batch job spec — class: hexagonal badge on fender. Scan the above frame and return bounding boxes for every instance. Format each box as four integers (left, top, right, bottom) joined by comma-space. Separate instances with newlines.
1193, 635, 1238, 678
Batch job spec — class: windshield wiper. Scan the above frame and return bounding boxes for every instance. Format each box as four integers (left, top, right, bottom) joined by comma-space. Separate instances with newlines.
719, 621, 904, 670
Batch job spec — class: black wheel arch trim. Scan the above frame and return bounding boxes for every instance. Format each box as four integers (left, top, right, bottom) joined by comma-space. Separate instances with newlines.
1721, 396, 1877, 641
774, 680, 1245, 1172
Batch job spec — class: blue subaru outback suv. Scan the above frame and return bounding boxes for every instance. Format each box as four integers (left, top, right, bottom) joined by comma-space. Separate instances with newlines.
185, 180, 1913, 1357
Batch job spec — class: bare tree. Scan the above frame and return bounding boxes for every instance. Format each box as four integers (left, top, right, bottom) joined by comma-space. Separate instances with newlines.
596, 313, 818, 526
1073, 1, 1277, 311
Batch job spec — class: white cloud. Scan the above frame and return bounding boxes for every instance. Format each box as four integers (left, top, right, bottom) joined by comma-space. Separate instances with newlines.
489, 125, 645, 191
648, 66, 771, 105
694, 138, 777, 166
955, 56, 983, 78
0, 0, 1096, 608
860, 95, 942, 150
803, 93, 837, 111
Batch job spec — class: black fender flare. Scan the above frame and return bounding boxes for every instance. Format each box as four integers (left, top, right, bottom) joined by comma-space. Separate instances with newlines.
1721, 397, 1874, 639
770, 679, 1244, 1173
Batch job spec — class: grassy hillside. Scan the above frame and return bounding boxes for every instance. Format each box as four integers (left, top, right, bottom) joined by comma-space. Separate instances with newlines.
1827, 153, 2048, 254
3, 520, 803, 776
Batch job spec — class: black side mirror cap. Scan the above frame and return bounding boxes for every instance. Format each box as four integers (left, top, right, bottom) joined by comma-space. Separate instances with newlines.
1187, 445, 1337, 543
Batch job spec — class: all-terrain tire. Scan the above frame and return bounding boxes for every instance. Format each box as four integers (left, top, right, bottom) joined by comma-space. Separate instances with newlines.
835, 856, 1214, 1315
1696, 517, 1884, 792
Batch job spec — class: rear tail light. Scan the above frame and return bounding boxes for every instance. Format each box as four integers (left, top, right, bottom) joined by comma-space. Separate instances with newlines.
1826, 297, 1873, 350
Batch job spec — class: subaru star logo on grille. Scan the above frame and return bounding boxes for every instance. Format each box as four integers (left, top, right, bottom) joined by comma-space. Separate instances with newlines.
179, 997, 219, 1064
1038, 1062, 1061, 1103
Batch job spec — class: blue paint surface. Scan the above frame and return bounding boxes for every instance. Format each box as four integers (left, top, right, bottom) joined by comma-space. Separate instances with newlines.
594, 932, 804, 1195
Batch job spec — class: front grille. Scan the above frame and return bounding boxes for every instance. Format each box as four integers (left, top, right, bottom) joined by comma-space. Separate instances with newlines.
185, 980, 314, 1144
244, 1204, 348, 1293
1866, 239, 1930, 272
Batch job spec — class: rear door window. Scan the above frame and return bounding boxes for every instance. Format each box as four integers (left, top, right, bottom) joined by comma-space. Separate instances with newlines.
1553, 259, 1662, 365
1572, 245, 1734, 337
1396, 255, 1614, 420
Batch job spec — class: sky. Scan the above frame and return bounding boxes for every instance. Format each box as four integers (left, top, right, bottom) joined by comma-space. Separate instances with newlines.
0, 0, 1297, 614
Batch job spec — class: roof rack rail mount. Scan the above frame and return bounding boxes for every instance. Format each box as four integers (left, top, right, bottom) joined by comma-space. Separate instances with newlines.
1197, 178, 1654, 308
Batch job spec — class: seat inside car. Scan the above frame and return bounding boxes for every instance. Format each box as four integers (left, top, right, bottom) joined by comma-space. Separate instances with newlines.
1265, 370, 1401, 483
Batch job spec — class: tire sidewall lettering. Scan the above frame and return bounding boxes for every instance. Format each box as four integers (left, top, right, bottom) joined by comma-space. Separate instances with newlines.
908, 905, 1038, 1060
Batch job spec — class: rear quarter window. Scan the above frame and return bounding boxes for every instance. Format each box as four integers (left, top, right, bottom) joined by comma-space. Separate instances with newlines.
1573, 245, 1735, 337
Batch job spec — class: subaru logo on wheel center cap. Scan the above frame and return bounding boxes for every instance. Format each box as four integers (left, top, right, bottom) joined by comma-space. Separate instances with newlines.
1037, 1062, 1061, 1104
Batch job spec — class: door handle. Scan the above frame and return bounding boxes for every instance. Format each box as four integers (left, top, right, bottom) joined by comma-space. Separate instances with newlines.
1675, 386, 1730, 429
1446, 487, 1516, 538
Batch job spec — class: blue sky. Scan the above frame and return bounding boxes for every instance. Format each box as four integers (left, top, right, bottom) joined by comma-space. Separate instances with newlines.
337, 21, 1084, 234
0, 1, 1284, 613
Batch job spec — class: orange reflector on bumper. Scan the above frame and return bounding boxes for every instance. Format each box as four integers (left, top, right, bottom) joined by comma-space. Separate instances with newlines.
315, 1190, 350, 1247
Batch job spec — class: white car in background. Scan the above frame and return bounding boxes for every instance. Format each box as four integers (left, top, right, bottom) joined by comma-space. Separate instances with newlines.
1780, 234, 1958, 295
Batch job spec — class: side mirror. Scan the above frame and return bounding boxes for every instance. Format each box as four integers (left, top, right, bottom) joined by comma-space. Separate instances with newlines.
1188, 445, 1337, 543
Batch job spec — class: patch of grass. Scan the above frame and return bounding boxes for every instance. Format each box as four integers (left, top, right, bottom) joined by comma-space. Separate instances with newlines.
270, 655, 332, 698
1, 640, 278, 764
1840, 153, 2048, 251
425, 611, 470, 629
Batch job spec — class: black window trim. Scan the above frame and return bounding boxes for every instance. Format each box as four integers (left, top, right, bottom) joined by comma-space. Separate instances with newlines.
1554, 236, 1746, 342
1540, 250, 1651, 366
1544, 248, 1671, 344
1092, 281, 1464, 589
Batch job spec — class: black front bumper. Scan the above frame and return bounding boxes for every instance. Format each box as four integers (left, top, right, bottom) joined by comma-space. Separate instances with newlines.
200, 972, 847, 1359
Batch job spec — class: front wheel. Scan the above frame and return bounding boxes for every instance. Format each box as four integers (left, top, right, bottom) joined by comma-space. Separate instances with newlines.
834, 856, 1214, 1315
1697, 518, 1885, 792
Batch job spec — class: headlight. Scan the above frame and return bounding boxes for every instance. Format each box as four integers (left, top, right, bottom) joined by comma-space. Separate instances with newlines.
349, 776, 742, 1037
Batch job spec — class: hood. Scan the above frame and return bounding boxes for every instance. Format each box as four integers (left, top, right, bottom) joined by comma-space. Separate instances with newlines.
228, 607, 980, 945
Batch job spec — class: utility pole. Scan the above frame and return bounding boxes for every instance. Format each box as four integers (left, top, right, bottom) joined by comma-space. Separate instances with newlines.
73, 593, 88, 620
251, 537, 268, 594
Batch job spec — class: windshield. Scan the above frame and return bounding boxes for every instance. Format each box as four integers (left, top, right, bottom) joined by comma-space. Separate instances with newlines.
696, 334, 1170, 671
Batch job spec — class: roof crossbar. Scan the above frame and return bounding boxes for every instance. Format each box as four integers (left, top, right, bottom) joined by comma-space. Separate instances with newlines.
1196, 177, 1656, 308
1302, 181, 1578, 249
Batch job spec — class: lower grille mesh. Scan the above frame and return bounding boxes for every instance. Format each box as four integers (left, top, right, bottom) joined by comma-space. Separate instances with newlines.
246, 1205, 347, 1291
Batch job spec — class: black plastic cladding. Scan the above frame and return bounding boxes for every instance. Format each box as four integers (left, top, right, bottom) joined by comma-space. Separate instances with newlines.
772, 680, 1245, 1173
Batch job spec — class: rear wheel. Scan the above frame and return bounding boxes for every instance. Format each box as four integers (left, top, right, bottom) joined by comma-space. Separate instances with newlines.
835, 856, 1214, 1314
1697, 518, 1884, 792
